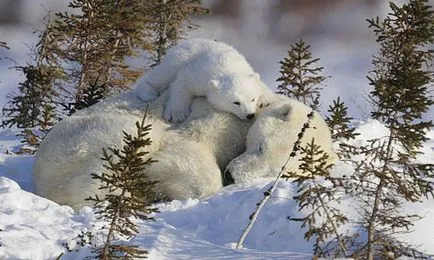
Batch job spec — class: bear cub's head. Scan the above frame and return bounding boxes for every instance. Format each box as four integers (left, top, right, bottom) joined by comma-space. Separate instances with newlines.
208, 73, 263, 120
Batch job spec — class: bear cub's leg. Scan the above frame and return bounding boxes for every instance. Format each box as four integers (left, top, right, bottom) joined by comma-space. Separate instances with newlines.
136, 79, 160, 102
136, 60, 181, 102
163, 77, 194, 123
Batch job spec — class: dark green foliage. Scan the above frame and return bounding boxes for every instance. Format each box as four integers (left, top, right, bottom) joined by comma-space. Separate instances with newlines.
1, 19, 62, 151
325, 97, 359, 141
62, 81, 108, 115
146, 0, 209, 66
277, 39, 327, 106
345, 1, 434, 259
49, 0, 153, 102
1, 22, 62, 146
0, 41, 7, 49
0, 41, 8, 61
2, 0, 209, 150
86, 110, 159, 259
290, 139, 348, 258
1, 65, 61, 153
367, 0, 434, 154
2, 65, 59, 129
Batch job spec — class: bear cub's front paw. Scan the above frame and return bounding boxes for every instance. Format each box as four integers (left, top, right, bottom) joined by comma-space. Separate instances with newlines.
136, 84, 159, 102
163, 104, 190, 123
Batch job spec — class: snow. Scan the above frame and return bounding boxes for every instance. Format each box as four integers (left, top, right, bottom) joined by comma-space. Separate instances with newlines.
0, 120, 433, 259
0, 1, 433, 259
0, 177, 78, 260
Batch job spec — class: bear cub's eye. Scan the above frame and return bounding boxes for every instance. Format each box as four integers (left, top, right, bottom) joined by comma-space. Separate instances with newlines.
251, 98, 255, 102
233, 101, 240, 106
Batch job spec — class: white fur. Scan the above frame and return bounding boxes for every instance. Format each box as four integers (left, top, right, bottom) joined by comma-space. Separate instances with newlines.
33, 90, 252, 210
226, 96, 339, 183
135, 38, 276, 123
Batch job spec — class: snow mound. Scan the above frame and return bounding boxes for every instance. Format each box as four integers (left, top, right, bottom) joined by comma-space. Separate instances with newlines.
0, 120, 433, 259
0, 177, 86, 260
0, 177, 313, 259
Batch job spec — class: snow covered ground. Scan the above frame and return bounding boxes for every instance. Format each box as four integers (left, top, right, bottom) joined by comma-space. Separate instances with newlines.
0, 1, 433, 259
0, 120, 433, 259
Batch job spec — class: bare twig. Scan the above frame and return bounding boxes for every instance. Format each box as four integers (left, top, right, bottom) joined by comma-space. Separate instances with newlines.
236, 109, 315, 249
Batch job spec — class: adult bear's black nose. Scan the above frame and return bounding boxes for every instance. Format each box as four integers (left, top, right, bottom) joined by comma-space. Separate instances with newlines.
246, 113, 255, 120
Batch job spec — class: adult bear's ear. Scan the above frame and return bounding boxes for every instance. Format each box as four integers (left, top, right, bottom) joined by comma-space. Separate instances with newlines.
210, 79, 220, 89
276, 103, 293, 121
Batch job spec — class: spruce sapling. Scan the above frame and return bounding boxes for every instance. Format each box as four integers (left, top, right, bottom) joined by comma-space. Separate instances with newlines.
346, 1, 434, 258
325, 97, 359, 141
1, 65, 61, 153
277, 39, 327, 107
86, 108, 159, 259
146, 0, 209, 66
289, 139, 348, 258
62, 81, 108, 116
1, 20, 63, 152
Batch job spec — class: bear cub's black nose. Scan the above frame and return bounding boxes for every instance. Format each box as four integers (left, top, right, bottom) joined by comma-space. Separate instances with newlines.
246, 113, 255, 120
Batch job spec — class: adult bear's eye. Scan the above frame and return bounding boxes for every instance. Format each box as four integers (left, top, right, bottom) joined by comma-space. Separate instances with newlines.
251, 98, 255, 102
233, 101, 240, 105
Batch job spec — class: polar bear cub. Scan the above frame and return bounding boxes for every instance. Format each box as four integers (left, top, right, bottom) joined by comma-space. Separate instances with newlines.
135, 38, 274, 123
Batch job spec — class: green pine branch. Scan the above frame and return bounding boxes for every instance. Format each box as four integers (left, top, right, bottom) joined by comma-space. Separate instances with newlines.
147, 0, 209, 67
277, 39, 327, 106
346, 1, 434, 258
325, 97, 359, 141
86, 109, 159, 259
290, 138, 349, 258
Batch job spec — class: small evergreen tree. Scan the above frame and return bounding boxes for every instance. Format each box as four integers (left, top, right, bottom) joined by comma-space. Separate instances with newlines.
325, 97, 359, 141
146, 0, 209, 66
277, 39, 327, 106
1, 25, 63, 153
290, 139, 349, 258
2, 0, 209, 150
86, 110, 159, 259
346, 1, 434, 258
62, 81, 108, 116
49, 0, 153, 109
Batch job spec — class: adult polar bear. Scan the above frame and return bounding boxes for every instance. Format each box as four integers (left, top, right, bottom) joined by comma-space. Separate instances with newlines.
33, 90, 253, 210
135, 38, 275, 123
